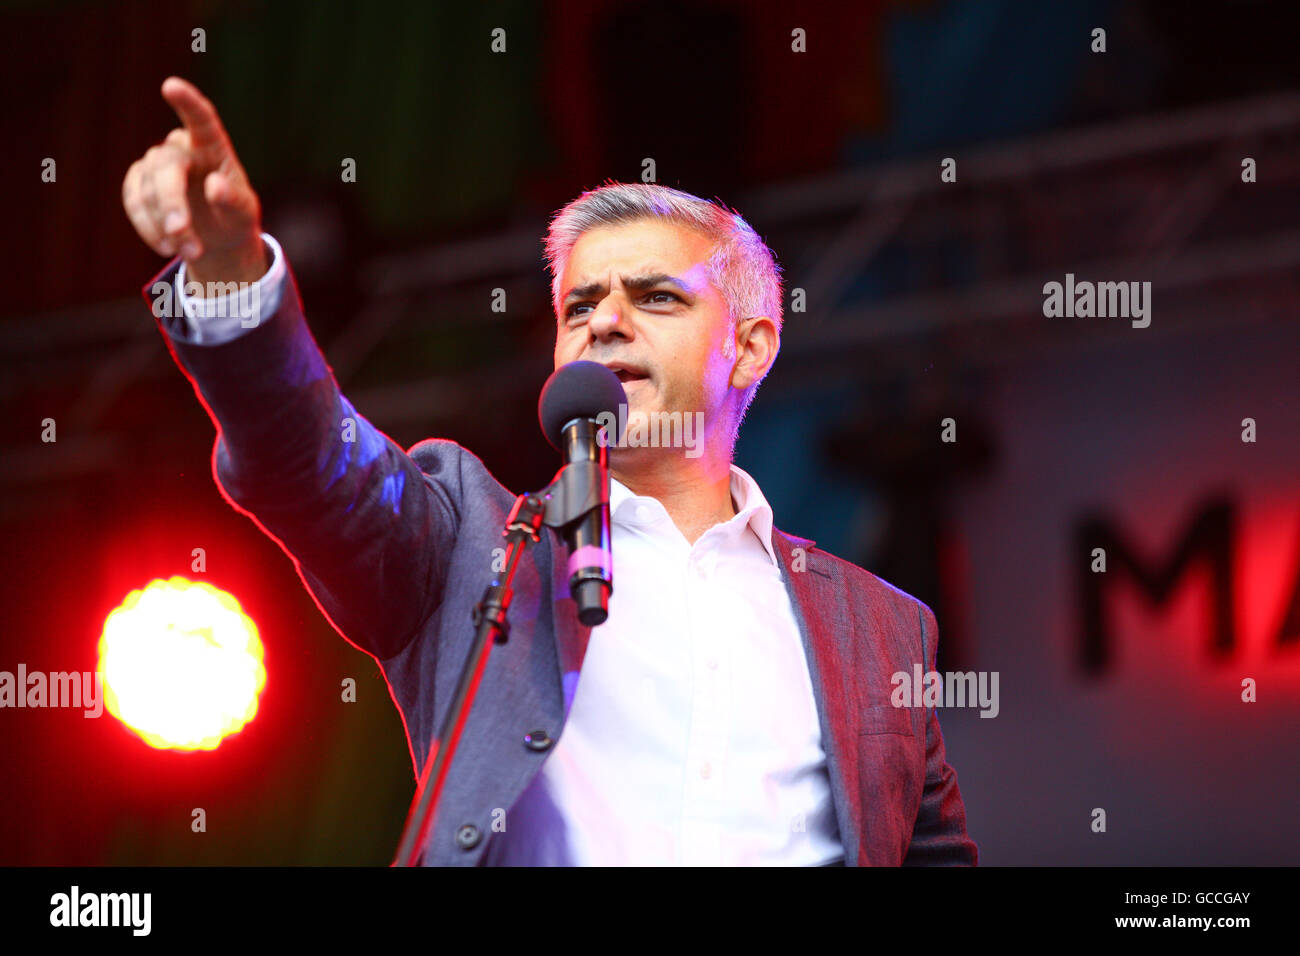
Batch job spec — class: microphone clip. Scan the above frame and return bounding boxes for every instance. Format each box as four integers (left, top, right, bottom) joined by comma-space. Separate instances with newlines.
539, 417, 613, 626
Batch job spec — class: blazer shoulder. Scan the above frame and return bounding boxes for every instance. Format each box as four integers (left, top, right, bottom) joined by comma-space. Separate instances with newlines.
405, 437, 517, 512
407, 436, 477, 475
780, 530, 935, 628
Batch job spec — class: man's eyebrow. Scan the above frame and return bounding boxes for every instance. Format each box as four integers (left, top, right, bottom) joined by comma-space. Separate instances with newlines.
562, 273, 693, 303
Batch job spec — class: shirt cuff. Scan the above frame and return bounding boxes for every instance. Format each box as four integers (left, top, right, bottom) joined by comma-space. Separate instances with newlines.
175, 233, 286, 345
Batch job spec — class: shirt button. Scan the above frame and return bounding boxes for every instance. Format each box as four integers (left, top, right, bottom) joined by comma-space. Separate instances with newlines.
707, 658, 718, 670
635, 504, 652, 521
695, 563, 708, 579
455, 824, 481, 849
700, 763, 712, 779
523, 729, 553, 752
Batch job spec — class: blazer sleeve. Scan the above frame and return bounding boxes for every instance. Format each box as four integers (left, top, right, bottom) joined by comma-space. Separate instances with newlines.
902, 603, 980, 865
141, 254, 461, 661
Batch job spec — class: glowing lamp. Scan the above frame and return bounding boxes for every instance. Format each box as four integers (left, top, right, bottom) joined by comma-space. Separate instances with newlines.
98, 577, 266, 751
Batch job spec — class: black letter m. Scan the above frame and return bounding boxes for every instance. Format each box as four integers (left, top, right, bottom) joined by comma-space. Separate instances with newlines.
1074, 495, 1236, 674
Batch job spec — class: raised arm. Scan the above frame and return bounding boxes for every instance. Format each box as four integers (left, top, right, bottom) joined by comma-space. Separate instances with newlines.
123, 77, 460, 660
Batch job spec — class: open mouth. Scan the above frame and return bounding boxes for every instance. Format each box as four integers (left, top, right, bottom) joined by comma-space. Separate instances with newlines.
606, 365, 650, 387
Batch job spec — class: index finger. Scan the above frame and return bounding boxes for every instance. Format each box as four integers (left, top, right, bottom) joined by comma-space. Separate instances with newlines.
160, 76, 228, 155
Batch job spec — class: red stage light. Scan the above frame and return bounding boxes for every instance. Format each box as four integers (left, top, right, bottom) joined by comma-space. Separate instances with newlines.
98, 577, 266, 751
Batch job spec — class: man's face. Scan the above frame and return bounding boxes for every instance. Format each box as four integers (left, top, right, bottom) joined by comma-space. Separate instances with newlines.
553, 219, 736, 456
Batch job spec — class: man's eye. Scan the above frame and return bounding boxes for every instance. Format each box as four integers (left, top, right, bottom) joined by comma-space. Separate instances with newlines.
565, 292, 678, 320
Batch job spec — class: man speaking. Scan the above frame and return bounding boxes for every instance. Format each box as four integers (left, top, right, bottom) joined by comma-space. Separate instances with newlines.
122, 76, 978, 867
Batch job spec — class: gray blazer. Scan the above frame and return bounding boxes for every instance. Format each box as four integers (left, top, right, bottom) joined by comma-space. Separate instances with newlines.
143, 256, 978, 866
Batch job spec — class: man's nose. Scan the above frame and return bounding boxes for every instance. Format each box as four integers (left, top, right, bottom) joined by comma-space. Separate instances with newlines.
587, 302, 631, 342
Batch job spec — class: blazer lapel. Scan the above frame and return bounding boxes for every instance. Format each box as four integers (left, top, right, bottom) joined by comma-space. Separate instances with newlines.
772, 529, 864, 866
546, 522, 867, 863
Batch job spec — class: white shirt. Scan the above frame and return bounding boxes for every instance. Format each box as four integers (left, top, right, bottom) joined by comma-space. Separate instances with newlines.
174, 237, 844, 865
487, 468, 844, 866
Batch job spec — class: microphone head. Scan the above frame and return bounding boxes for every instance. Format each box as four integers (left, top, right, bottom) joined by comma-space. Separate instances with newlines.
538, 360, 627, 450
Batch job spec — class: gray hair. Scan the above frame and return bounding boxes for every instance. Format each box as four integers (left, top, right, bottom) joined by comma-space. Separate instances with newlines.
543, 182, 785, 372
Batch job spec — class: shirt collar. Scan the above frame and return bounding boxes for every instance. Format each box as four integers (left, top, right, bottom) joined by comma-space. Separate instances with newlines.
608, 464, 778, 565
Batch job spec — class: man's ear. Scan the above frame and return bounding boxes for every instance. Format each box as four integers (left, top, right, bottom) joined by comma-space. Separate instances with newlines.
730, 315, 780, 391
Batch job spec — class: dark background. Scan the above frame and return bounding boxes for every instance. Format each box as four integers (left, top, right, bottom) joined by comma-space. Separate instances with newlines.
2, 0, 1298, 865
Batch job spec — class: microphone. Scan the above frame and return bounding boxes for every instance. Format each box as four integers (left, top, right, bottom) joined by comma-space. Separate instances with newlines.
538, 361, 627, 626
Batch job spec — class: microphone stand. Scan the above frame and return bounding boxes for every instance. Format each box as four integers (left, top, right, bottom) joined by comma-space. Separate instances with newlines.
391, 420, 609, 867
